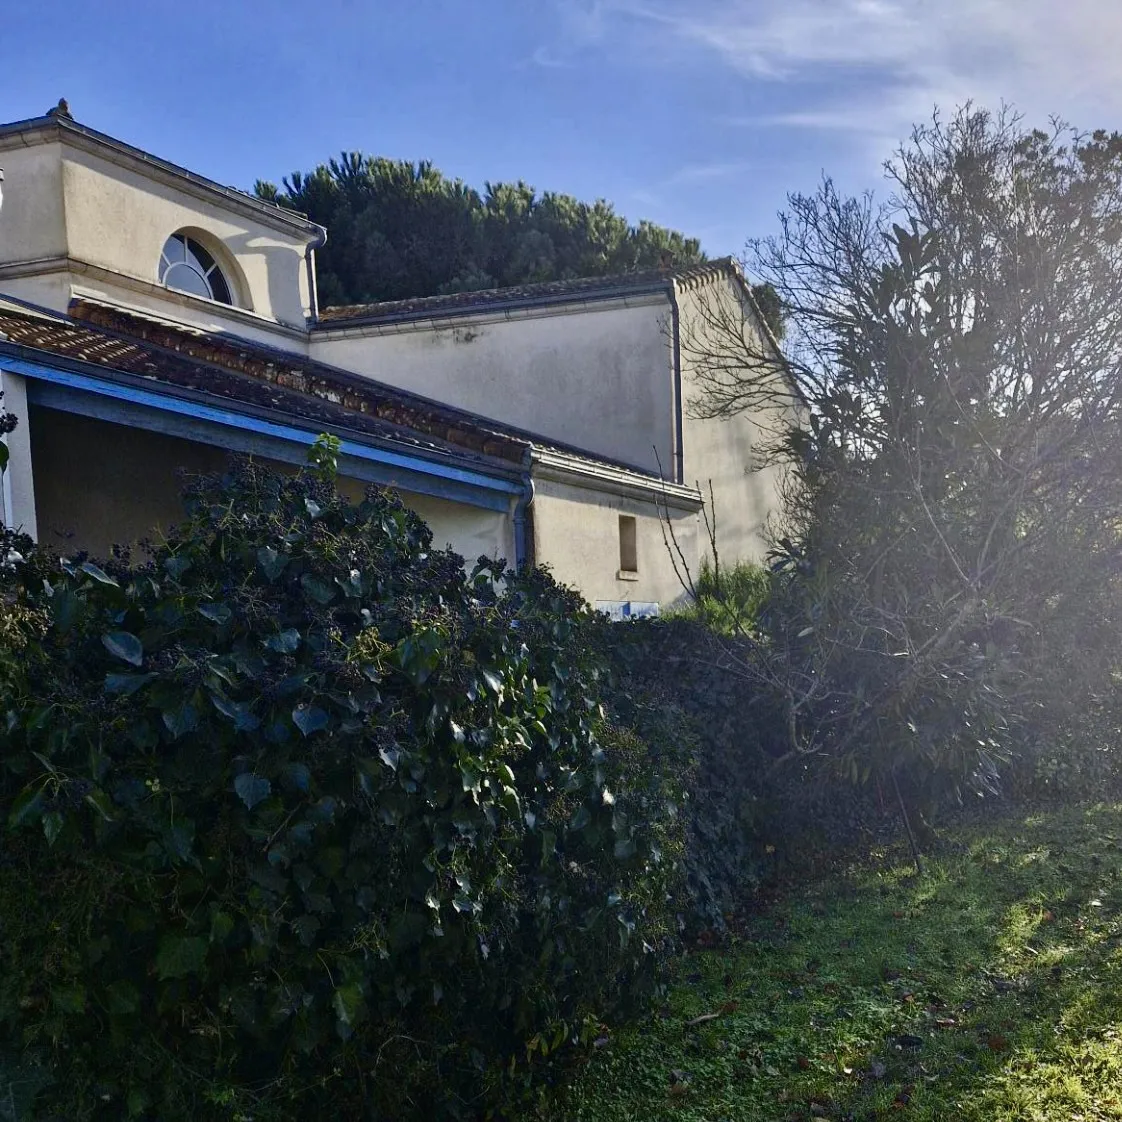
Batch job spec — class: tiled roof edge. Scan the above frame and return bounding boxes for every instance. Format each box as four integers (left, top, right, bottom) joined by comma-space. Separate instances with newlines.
313, 258, 741, 328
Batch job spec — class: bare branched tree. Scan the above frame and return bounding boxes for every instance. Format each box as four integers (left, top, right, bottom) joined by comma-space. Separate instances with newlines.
672, 105, 1122, 852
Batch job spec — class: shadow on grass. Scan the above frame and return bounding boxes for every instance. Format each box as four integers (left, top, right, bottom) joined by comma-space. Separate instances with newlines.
551, 803, 1122, 1122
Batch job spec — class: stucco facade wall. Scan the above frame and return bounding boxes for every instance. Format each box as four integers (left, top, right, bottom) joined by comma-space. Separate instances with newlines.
27, 407, 513, 565
530, 475, 698, 610
311, 300, 676, 475
334, 475, 515, 566
677, 276, 791, 565
0, 140, 67, 265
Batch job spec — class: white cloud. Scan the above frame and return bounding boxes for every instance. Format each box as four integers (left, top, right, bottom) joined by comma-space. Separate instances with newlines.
667, 159, 755, 185
549, 0, 1122, 136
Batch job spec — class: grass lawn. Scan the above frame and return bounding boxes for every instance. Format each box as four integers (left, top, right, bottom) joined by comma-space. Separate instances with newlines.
549, 803, 1122, 1121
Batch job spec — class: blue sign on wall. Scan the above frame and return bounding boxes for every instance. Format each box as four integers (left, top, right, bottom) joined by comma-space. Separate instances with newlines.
594, 600, 660, 622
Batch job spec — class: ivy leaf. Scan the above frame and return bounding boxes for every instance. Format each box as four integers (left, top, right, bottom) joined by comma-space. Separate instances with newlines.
307, 796, 337, 823
234, 773, 271, 811
280, 762, 312, 793
300, 573, 335, 605
163, 554, 192, 580
154, 935, 208, 980
83, 789, 115, 822
162, 703, 199, 740
292, 704, 329, 737
102, 631, 143, 667
51, 586, 79, 633
104, 672, 156, 696
265, 629, 301, 654
210, 691, 260, 732
210, 911, 235, 945
7, 788, 44, 830
197, 602, 232, 625
569, 805, 591, 832
104, 979, 140, 1015
291, 915, 321, 947
332, 983, 365, 1039
80, 561, 119, 587
42, 810, 64, 847
257, 546, 289, 581
163, 822, 196, 865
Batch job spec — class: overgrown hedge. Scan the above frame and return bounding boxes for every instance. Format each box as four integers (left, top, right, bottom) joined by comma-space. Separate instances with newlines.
0, 461, 684, 1120
606, 618, 893, 929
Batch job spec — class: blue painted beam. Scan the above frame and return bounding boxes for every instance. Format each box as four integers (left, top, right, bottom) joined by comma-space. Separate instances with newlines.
5, 355, 523, 514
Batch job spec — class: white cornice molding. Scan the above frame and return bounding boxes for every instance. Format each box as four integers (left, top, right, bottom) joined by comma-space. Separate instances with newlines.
0, 256, 310, 344
531, 447, 702, 511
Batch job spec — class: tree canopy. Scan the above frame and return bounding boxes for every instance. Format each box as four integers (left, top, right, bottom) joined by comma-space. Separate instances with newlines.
685, 106, 1122, 834
255, 154, 706, 309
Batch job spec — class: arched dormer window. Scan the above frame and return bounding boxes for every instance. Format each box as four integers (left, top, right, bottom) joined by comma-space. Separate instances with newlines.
159, 232, 233, 304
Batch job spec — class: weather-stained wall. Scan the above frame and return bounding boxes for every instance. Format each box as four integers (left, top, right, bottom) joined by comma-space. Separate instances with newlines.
530, 475, 698, 610
311, 298, 676, 476
0, 140, 67, 264
676, 274, 794, 564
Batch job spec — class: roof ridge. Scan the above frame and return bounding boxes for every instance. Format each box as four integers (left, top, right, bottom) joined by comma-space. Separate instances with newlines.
320, 256, 739, 315
315, 258, 748, 328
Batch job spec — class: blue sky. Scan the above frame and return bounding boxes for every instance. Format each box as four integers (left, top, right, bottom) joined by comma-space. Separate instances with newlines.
2, 0, 1120, 259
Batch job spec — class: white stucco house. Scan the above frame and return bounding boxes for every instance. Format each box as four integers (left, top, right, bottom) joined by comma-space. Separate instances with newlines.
0, 104, 792, 615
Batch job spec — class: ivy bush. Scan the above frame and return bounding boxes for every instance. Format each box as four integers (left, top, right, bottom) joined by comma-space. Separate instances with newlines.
606, 618, 894, 931
0, 460, 683, 1120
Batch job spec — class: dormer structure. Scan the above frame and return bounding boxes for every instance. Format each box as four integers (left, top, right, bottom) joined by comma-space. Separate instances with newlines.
0, 110, 324, 349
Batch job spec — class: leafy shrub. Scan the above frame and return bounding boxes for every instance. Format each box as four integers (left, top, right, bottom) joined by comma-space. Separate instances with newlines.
667, 560, 770, 636
604, 617, 897, 931
0, 460, 683, 1120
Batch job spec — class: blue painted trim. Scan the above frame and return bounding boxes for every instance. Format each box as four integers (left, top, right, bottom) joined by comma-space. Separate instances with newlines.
3, 357, 523, 507
27, 379, 516, 514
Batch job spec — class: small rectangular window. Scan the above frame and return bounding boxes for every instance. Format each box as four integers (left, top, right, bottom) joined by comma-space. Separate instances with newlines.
618, 514, 638, 574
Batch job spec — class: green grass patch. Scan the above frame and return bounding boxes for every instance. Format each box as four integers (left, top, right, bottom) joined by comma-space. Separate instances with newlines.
548, 803, 1122, 1120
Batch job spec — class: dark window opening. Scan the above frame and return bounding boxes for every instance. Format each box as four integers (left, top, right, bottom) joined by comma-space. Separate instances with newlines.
619, 514, 638, 573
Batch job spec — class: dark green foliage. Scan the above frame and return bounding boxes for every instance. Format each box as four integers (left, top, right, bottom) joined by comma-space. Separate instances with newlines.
0, 461, 683, 1120
669, 561, 770, 636
256, 155, 705, 309
706, 107, 1122, 821
255, 154, 786, 339
746, 281, 785, 341
604, 619, 888, 933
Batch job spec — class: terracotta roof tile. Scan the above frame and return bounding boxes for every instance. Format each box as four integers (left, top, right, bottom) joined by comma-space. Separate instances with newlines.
0, 298, 673, 479
0, 300, 529, 468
